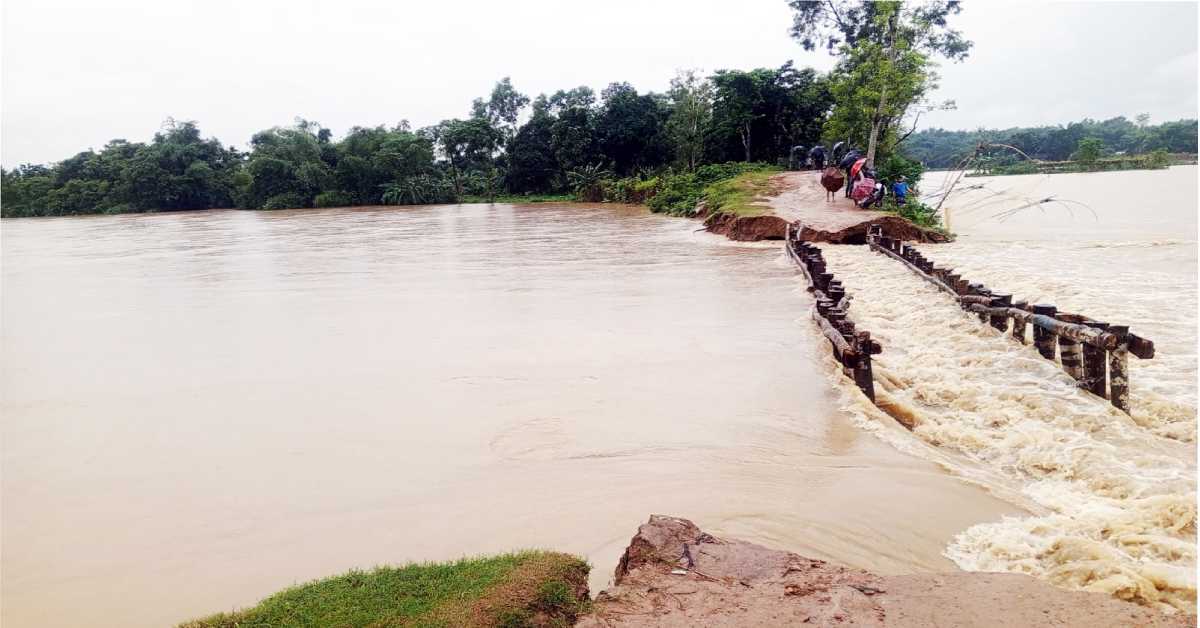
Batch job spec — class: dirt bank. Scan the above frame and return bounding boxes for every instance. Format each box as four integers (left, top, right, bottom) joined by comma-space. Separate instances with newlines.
703, 170, 947, 243
579, 515, 1193, 627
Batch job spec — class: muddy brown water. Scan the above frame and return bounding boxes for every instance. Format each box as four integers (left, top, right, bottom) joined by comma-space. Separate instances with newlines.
1, 203, 1015, 627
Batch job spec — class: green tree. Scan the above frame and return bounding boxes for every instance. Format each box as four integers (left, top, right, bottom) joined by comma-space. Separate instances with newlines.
711, 69, 766, 162
422, 117, 503, 198
666, 69, 713, 170
709, 63, 831, 164
789, 0, 972, 166
333, 124, 435, 204
506, 95, 559, 192
596, 82, 670, 175
242, 119, 333, 209
1072, 136, 1105, 164
550, 92, 600, 182
471, 77, 530, 148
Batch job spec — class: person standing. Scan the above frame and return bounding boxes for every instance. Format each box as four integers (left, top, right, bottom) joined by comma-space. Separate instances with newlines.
808, 145, 826, 170
892, 176, 910, 205
839, 148, 861, 198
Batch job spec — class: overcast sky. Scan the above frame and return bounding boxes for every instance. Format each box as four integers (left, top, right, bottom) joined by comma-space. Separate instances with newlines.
2, 0, 1196, 166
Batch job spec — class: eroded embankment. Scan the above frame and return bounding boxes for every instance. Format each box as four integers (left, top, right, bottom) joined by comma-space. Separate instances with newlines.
816, 244, 1197, 614
700, 171, 948, 243
581, 515, 1192, 627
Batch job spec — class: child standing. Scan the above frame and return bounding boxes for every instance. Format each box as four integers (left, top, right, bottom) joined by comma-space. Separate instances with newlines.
892, 176, 910, 205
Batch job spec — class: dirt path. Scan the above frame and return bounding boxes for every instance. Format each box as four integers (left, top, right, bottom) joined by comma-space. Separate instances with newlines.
767, 170, 890, 230
739, 171, 945, 243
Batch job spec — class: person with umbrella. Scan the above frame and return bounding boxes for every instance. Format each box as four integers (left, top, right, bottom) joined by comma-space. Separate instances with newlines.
808, 145, 826, 170
838, 148, 862, 198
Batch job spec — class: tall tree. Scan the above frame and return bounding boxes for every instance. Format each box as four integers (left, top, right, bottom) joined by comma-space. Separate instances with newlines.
242, 119, 333, 209
710, 70, 766, 162
666, 69, 714, 170
471, 77, 530, 148
506, 95, 559, 192
788, 0, 971, 166
423, 117, 503, 198
709, 63, 832, 164
596, 82, 670, 176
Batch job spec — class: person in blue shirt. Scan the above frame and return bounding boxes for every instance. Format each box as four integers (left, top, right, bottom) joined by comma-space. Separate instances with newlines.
892, 176, 910, 205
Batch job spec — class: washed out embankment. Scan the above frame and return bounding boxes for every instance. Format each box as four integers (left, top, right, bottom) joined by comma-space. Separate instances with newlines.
818, 244, 1197, 613
581, 515, 1192, 627
701, 170, 947, 243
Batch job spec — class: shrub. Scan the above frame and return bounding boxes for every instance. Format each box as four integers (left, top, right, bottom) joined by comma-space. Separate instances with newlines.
877, 154, 924, 189
693, 161, 775, 186
313, 190, 355, 208
882, 198, 942, 229
1146, 149, 1171, 169
646, 173, 701, 214
261, 193, 309, 210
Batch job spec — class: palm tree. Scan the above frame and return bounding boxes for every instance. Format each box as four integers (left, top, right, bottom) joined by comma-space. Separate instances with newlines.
567, 163, 612, 202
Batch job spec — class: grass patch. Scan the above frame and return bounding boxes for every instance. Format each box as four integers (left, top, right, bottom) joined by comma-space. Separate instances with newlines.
180, 551, 589, 628
703, 169, 783, 217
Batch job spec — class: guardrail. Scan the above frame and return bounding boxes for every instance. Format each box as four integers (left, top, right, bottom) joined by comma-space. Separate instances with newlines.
786, 224, 880, 402
866, 225, 1154, 414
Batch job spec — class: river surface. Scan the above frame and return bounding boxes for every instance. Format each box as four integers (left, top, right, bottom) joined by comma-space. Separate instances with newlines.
821, 166, 1197, 612
1, 203, 1017, 627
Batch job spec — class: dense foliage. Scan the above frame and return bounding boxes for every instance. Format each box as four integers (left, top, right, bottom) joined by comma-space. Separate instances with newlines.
902, 117, 1199, 168
788, 0, 971, 166
3, 67, 832, 217
2, 120, 242, 217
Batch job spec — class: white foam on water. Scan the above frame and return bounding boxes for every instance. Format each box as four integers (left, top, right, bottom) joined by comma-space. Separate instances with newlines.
817, 243, 1197, 613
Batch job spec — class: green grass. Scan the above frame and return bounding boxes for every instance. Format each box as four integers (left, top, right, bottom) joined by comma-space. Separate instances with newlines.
460, 193, 576, 204
703, 169, 782, 217
180, 551, 589, 628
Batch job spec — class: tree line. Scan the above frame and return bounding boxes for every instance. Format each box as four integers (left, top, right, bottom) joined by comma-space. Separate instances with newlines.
902, 116, 1198, 169
1, 66, 836, 217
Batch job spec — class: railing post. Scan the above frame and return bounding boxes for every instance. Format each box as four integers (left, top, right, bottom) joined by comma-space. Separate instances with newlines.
988, 294, 1011, 332
1108, 325, 1130, 413
853, 331, 876, 402
1011, 300, 1028, 344
1059, 337, 1085, 381
1081, 321, 1108, 397
1032, 304, 1058, 359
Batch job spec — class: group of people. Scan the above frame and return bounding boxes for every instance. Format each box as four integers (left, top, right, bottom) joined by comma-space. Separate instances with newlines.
810, 144, 909, 208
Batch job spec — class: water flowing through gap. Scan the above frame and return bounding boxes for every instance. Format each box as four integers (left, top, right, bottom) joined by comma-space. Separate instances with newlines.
816, 168, 1198, 613
0, 203, 1016, 628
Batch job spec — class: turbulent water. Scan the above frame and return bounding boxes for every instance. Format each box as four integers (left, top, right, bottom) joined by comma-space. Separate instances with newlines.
821, 166, 1198, 613
2, 168, 1194, 626
1, 203, 1018, 628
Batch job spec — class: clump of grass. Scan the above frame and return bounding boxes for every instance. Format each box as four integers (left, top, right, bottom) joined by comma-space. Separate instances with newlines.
179, 551, 589, 628
703, 169, 783, 217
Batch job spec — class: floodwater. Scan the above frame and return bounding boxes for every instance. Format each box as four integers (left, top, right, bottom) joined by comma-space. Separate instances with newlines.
821, 166, 1198, 612
1, 203, 1017, 627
